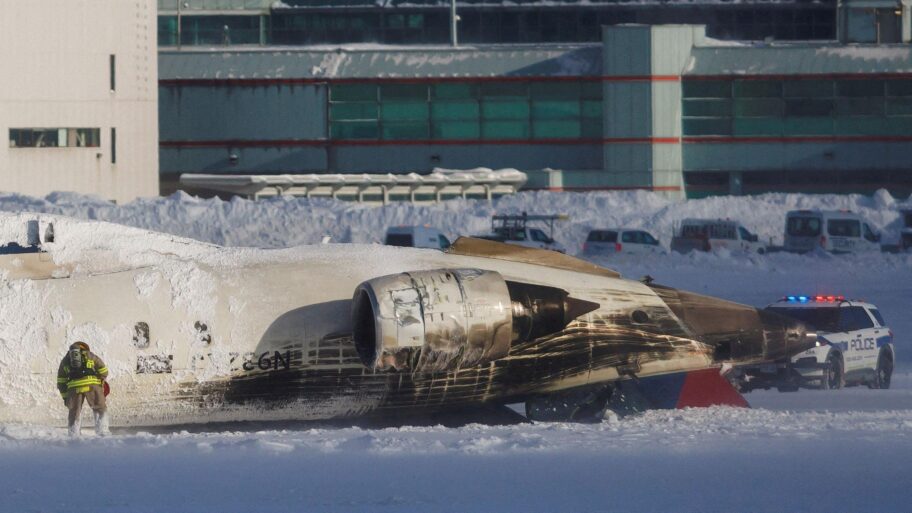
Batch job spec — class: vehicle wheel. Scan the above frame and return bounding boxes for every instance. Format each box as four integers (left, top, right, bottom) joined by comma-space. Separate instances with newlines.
776, 384, 799, 393
821, 352, 844, 390
873, 351, 893, 390
757, 247, 766, 255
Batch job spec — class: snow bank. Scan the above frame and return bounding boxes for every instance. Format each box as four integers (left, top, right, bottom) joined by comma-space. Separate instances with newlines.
2, 188, 909, 250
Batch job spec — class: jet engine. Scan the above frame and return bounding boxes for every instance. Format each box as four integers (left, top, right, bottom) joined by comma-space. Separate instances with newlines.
351, 269, 599, 373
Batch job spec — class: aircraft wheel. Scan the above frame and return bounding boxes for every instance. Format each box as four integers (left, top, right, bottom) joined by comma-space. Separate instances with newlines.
872, 351, 893, 390
821, 352, 844, 390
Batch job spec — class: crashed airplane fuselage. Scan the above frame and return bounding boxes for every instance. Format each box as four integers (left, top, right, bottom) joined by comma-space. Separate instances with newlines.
0, 215, 816, 426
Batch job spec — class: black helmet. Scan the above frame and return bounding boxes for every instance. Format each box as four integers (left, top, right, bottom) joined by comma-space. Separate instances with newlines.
69, 341, 89, 351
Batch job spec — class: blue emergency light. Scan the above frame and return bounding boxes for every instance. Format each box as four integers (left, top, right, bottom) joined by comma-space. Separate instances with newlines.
782, 295, 845, 303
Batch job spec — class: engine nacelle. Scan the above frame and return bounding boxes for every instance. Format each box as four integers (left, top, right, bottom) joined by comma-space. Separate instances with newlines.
352, 269, 514, 373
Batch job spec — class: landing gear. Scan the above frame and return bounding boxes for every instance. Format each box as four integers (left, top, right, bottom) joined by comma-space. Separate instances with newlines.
525, 384, 614, 423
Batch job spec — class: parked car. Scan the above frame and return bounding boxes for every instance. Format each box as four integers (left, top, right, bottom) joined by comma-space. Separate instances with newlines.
385, 226, 451, 250
581, 229, 663, 256
735, 295, 894, 392
475, 213, 566, 253
670, 219, 765, 254
784, 210, 880, 254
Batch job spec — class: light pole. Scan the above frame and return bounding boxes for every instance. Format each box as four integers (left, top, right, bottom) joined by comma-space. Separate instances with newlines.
450, 0, 458, 47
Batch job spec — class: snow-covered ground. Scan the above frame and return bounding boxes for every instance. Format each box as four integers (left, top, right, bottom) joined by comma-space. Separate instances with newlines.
0, 189, 909, 512
2, 378, 911, 513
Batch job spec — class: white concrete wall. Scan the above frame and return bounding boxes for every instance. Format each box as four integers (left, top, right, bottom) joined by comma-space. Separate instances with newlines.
0, 0, 159, 203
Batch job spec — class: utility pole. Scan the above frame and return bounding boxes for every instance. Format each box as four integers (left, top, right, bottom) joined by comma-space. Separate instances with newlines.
177, 1, 183, 48
450, 0, 458, 47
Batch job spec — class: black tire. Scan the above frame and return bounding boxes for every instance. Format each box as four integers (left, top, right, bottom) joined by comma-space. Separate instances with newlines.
777, 383, 800, 393
757, 247, 766, 255
821, 352, 844, 390
873, 351, 894, 390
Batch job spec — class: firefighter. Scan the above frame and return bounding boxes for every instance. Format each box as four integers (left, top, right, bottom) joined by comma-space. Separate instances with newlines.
57, 341, 109, 437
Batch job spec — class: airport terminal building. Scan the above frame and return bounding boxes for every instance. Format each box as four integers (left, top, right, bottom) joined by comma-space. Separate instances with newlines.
1, 0, 159, 203
158, 1, 912, 199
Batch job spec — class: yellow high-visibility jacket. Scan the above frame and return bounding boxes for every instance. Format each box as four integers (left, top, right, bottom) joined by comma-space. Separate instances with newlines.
57, 350, 108, 396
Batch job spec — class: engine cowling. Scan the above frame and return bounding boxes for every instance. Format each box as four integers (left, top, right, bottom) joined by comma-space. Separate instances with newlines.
351, 269, 599, 373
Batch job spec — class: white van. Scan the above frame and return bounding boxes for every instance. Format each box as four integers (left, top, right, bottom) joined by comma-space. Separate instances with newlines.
581, 229, 663, 256
384, 226, 451, 250
784, 210, 880, 254
670, 219, 765, 254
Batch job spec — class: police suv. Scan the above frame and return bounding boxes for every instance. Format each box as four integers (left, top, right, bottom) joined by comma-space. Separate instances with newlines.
736, 295, 895, 392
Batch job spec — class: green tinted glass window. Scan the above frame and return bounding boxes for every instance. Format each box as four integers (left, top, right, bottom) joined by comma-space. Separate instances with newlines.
683, 118, 732, 136
533, 120, 581, 138
785, 99, 833, 117
581, 118, 602, 138
330, 103, 378, 121
880, 116, 912, 134
734, 98, 784, 117
380, 84, 427, 100
482, 120, 529, 139
783, 80, 833, 98
580, 81, 602, 100
835, 98, 884, 116
381, 101, 429, 121
733, 117, 783, 136
886, 97, 912, 116
433, 83, 478, 99
682, 81, 731, 99
482, 100, 530, 119
481, 82, 527, 99
581, 100, 602, 118
432, 121, 480, 139
331, 121, 378, 139
531, 101, 580, 119
834, 117, 894, 135
886, 80, 912, 97
530, 82, 579, 99
431, 101, 480, 120
836, 80, 884, 97
158, 16, 178, 46
782, 117, 833, 135
734, 80, 782, 98
682, 99, 731, 117
382, 121, 429, 140
331, 84, 377, 102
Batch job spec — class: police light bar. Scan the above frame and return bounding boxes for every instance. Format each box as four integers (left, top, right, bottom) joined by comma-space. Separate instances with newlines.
781, 295, 845, 303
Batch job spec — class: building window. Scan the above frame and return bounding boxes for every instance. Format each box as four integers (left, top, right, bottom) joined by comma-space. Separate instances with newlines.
110, 128, 116, 164
109, 54, 116, 92
158, 15, 178, 46
9, 128, 101, 148
179, 15, 261, 45
682, 77, 912, 137
329, 80, 603, 142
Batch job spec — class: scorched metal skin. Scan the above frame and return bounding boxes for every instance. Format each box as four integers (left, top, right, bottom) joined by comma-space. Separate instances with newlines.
0, 221, 815, 427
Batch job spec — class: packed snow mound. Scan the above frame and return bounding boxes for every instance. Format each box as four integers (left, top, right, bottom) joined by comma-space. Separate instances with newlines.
0, 188, 908, 250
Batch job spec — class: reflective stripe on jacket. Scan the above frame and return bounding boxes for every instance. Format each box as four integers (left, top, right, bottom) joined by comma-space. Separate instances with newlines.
57, 351, 108, 396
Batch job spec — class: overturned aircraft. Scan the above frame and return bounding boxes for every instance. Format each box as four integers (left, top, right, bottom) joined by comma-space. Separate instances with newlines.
0, 215, 816, 427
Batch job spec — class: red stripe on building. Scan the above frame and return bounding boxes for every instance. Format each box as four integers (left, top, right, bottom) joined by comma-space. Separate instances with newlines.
158, 75, 682, 87
159, 72, 912, 88
682, 72, 912, 82
683, 135, 912, 144
538, 185, 682, 192
160, 137, 687, 148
